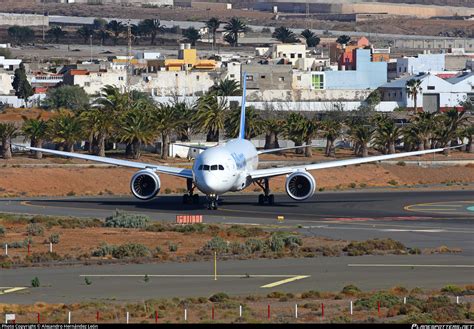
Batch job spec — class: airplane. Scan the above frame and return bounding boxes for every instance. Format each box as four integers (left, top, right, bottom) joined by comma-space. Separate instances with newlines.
19, 73, 453, 210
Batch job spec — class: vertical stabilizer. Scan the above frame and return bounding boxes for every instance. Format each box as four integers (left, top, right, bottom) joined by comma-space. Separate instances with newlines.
238, 72, 247, 140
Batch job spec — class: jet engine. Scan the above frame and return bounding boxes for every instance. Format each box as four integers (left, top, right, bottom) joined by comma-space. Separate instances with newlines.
130, 169, 161, 200
285, 171, 316, 201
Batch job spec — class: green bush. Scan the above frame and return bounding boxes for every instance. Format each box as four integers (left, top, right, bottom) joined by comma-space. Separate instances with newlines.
267, 291, 285, 298
301, 290, 321, 299
209, 292, 229, 302
31, 277, 40, 288
112, 243, 151, 259
343, 238, 406, 256
0, 225, 5, 236
26, 252, 62, 263
268, 234, 285, 252
105, 210, 150, 228
49, 233, 60, 244
341, 284, 361, 295
226, 225, 264, 237
441, 284, 463, 295
168, 243, 178, 252
172, 223, 207, 233
84, 277, 92, 285
26, 223, 44, 236
201, 236, 228, 254
396, 161, 406, 166
229, 241, 246, 254
355, 291, 400, 309
388, 179, 398, 186
348, 182, 357, 188
91, 243, 117, 257
244, 238, 265, 253
8, 241, 24, 248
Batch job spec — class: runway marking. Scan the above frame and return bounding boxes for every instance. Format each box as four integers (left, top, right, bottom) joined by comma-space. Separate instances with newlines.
380, 229, 446, 233
0, 287, 28, 295
348, 264, 474, 268
79, 274, 306, 278
260, 275, 310, 288
405, 200, 474, 215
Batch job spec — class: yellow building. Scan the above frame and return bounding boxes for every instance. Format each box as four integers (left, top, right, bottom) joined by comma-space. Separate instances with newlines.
162, 44, 216, 71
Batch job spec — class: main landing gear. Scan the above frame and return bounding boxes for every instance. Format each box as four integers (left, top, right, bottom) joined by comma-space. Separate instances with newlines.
255, 178, 275, 205
207, 194, 219, 210
182, 178, 200, 205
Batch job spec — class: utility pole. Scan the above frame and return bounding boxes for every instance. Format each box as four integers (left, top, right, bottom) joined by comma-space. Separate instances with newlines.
89, 34, 93, 63
126, 19, 132, 105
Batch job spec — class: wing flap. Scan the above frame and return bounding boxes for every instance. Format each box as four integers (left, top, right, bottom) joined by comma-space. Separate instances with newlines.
22, 146, 193, 179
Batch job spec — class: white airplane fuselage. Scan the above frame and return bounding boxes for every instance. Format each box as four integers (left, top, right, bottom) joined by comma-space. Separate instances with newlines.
192, 139, 258, 195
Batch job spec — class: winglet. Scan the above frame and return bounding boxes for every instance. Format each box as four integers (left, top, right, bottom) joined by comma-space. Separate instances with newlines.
238, 72, 247, 140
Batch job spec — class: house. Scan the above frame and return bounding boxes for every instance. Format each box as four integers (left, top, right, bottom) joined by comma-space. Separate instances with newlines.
158, 44, 217, 71
63, 68, 127, 95
396, 53, 445, 78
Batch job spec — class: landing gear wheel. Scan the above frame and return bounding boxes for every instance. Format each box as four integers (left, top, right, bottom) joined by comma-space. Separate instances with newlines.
207, 195, 219, 210
182, 194, 190, 204
258, 194, 264, 205
192, 194, 200, 205
256, 179, 275, 206
268, 194, 275, 205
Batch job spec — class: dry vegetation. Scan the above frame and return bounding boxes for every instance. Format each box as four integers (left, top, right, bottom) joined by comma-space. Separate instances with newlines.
1, 285, 473, 323
0, 212, 461, 268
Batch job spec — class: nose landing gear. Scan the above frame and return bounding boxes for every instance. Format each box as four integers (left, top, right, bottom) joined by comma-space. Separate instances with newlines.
255, 178, 275, 205
207, 194, 219, 210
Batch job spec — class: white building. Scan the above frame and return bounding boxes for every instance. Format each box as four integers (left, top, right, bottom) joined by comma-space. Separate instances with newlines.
63, 69, 127, 94
0, 56, 22, 71
0, 72, 14, 95
396, 53, 445, 78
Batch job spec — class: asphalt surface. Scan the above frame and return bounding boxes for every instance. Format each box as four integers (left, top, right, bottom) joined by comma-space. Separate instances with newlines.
0, 190, 473, 303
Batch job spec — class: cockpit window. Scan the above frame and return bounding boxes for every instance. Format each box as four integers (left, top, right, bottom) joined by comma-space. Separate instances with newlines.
219, 165, 224, 170
211, 165, 218, 171
198, 165, 203, 170
203, 165, 210, 171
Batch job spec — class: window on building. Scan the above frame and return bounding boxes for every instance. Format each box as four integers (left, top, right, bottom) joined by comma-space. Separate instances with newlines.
297, 76, 302, 81
279, 77, 285, 82
261, 75, 266, 79
290, 53, 295, 59
247, 75, 254, 81
427, 86, 435, 90
196, 75, 200, 81
298, 54, 303, 58
230, 74, 235, 78
85, 82, 90, 87
311, 74, 324, 90
188, 64, 192, 68
118, 76, 124, 81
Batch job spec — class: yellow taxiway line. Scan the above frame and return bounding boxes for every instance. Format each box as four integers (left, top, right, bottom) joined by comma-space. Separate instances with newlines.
0, 287, 28, 295
260, 275, 310, 288
348, 264, 474, 268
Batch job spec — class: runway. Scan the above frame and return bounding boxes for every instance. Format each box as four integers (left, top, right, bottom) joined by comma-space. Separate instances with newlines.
0, 190, 473, 304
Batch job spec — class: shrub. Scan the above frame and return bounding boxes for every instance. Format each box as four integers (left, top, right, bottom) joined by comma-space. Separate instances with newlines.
91, 243, 117, 257
388, 179, 398, 186
201, 237, 228, 254
229, 242, 246, 254
244, 238, 265, 253
267, 291, 285, 298
84, 277, 92, 285
348, 182, 356, 188
441, 284, 463, 295
168, 243, 178, 252
8, 241, 24, 248
226, 225, 263, 237
301, 290, 321, 299
112, 243, 151, 259
26, 223, 44, 236
49, 233, 60, 244
282, 235, 303, 247
343, 238, 406, 256
355, 291, 400, 309
209, 292, 229, 302
31, 277, 40, 287
26, 252, 62, 263
268, 234, 285, 252
173, 223, 207, 233
341, 284, 361, 296
0, 225, 5, 236
105, 210, 150, 228
396, 161, 406, 166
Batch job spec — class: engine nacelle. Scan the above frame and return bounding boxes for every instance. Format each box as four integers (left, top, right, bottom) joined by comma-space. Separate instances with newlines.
130, 169, 161, 200
285, 171, 316, 201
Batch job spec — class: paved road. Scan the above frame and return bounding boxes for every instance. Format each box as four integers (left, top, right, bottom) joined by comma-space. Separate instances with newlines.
1, 255, 473, 304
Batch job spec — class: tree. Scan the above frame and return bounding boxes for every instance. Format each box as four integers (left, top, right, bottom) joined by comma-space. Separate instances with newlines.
195, 92, 228, 142
224, 17, 247, 47
42, 85, 89, 111
349, 124, 374, 157
92, 18, 107, 31
12, 63, 33, 104
47, 110, 83, 152
139, 19, 163, 45
284, 113, 306, 154
406, 79, 423, 113
182, 27, 201, 47
434, 109, 468, 155
272, 26, 298, 44
22, 115, 48, 159
206, 17, 221, 50
301, 29, 320, 48
365, 90, 381, 110
47, 26, 66, 43
263, 117, 283, 150
225, 105, 263, 140
154, 103, 181, 159
321, 118, 343, 157
211, 78, 241, 96
0, 122, 18, 159
106, 20, 125, 45
409, 111, 436, 150
95, 29, 109, 46
76, 25, 94, 44
336, 35, 351, 46
373, 114, 401, 154
118, 106, 157, 160
301, 116, 319, 157
7, 26, 35, 45
460, 125, 474, 153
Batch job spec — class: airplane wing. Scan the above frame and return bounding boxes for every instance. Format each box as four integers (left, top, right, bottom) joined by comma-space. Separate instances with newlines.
249, 147, 447, 180
20, 146, 194, 179
258, 145, 316, 155
173, 143, 217, 151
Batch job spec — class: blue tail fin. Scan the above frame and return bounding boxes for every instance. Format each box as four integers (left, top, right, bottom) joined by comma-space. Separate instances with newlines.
238, 72, 247, 140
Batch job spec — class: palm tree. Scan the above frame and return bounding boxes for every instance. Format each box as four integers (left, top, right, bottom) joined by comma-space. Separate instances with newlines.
224, 17, 247, 47
22, 115, 48, 159
272, 26, 298, 44
211, 78, 241, 96
300, 29, 320, 48
460, 125, 474, 153
284, 113, 306, 154
76, 25, 94, 44
182, 27, 201, 47
139, 19, 163, 45
0, 122, 18, 159
263, 117, 283, 150
349, 124, 374, 157
47, 26, 66, 43
336, 35, 351, 46
106, 20, 125, 45
47, 111, 83, 152
206, 17, 221, 50
118, 107, 157, 160
95, 29, 109, 46
321, 119, 343, 157
170, 98, 196, 142
434, 109, 468, 155
406, 79, 423, 113
373, 115, 401, 154
154, 103, 182, 160
409, 111, 436, 150
225, 105, 263, 140
300, 116, 319, 157
195, 92, 228, 142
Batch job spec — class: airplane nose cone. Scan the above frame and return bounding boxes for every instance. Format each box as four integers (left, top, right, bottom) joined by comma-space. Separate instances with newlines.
196, 171, 230, 194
